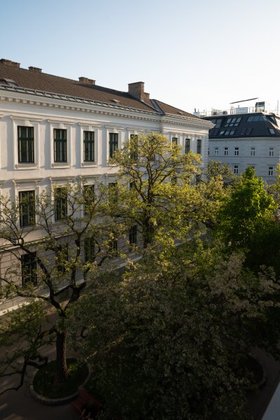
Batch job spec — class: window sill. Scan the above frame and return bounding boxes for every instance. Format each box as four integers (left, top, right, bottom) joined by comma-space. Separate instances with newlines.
81, 162, 98, 167
51, 163, 70, 168
15, 164, 38, 170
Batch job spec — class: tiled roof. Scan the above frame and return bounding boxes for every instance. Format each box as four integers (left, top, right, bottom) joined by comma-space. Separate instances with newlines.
0, 59, 195, 119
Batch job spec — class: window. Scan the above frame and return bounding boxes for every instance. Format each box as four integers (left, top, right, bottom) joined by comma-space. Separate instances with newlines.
268, 167, 274, 176
130, 134, 138, 161
214, 147, 219, 156
19, 190, 35, 227
234, 147, 239, 156
247, 115, 267, 122
215, 119, 222, 128
250, 147, 256, 156
185, 138, 191, 153
197, 139, 202, 154
172, 137, 178, 146
54, 188, 67, 221
56, 244, 68, 273
83, 131, 95, 162
108, 182, 118, 204
83, 185, 95, 216
109, 133, 119, 158
233, 165, 239, 174
18, 126, 34, 163
84, 236, 95, 262
269, 147, 274, 157
269, 128, 276, 135
109, 238, 118, 254
129, 225, 138, 245
224, 147, 228, 156
54, 129, 67, 163
21, 252, 37, 286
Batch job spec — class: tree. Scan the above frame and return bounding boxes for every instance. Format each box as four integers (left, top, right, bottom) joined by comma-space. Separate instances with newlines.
216, 167, 276, 249
111, 133, 202, 249
207, 159, 235, 185
0, 181, 122, 391
72, 242, 280, 419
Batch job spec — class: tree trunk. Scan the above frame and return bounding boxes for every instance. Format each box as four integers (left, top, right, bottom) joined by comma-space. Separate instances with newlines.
55, 330, 68, 383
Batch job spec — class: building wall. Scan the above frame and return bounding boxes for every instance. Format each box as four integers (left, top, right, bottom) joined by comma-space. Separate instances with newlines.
0, 89, 209, 195
0, 88, 210, 300
209, 136, 280, 182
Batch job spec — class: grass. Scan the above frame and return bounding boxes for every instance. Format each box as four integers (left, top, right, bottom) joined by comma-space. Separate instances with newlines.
33, 358, 89, 399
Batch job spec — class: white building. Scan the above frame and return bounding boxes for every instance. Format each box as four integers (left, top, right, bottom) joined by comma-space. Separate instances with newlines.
204, 107, 280, 182
0, 58, 211, 294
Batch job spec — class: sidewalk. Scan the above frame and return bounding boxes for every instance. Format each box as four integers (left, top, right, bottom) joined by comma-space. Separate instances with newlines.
0, 348, 279, 420
247, 349, 280, 420
0, 368, 79, 420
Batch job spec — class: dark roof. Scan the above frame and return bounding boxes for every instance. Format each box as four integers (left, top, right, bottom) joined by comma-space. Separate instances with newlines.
204, 112, 280, 138
0, 59, 195, 118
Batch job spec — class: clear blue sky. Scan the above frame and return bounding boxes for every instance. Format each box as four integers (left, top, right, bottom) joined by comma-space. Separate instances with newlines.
1, 0, 280, 113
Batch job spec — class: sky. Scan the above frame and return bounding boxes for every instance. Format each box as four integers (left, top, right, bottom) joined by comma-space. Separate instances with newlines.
1, 0, 280, 114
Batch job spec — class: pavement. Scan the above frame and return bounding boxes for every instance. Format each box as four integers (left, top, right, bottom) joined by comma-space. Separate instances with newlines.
0, 348, 279, 420
0, 367, 80, 420
247, 349, 280, 420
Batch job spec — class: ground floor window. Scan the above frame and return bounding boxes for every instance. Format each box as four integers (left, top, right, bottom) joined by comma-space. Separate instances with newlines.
21, 252, 37, 286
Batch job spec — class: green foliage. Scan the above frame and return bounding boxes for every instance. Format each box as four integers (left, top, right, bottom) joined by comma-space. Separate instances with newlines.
111, 133, 202, 248
72, 244, 280, 419
0, 181, 122, 391
207, 160, 235, 184
0, 301, 49, 384
217, 167, 276, 249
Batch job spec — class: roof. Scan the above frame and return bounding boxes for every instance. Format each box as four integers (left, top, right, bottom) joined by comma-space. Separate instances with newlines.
0, 59, 196, 119
204, 112, 280, 138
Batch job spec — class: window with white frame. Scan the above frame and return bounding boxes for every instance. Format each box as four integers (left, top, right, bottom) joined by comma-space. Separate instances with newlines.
19, 190, 35, 227
18, 126, 34, 163
250, 147, 255, 156
84, 236, 96, 262
233, 165, 239, 174
130, 134, 138, 161
185, 138, 191, 153
172, 137, 178, 146
54, 129, 67, 162
269, 147, 274, 157
234, 147, 239, 156
21, 252, 37, 286
109, 133, 119, 158
214, 147, 219, 156
197, 139, 202, 154
129, 225, 138, 245
83, 184, 95, 216
83, 131, 95, 162
224, 147, 228, 156
54, 187, 68, 221
268, 166, 274, 176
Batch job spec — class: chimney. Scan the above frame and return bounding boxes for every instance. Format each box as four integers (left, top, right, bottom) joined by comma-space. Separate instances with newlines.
29, 66, 42, 73
0, 59, 20, 68
128, 82, 150, 102
78, 77, 95, 86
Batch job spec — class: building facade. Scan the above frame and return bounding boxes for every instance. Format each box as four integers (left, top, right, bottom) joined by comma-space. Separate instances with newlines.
0, 58, 211, 298
205, 110, 280, 182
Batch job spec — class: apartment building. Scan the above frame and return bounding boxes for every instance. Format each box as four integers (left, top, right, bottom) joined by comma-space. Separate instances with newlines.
204, 108, 280, 182
0, 58, 211, 293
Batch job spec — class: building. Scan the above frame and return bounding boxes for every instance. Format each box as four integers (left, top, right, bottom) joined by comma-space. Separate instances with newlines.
204, 107, 280, 182
0, 58, 211, 298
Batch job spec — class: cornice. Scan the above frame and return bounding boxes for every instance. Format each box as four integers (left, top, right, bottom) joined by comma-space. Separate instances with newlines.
0, 86, 162, 123
0, 86, 209, 130
161, 114, 212, 130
